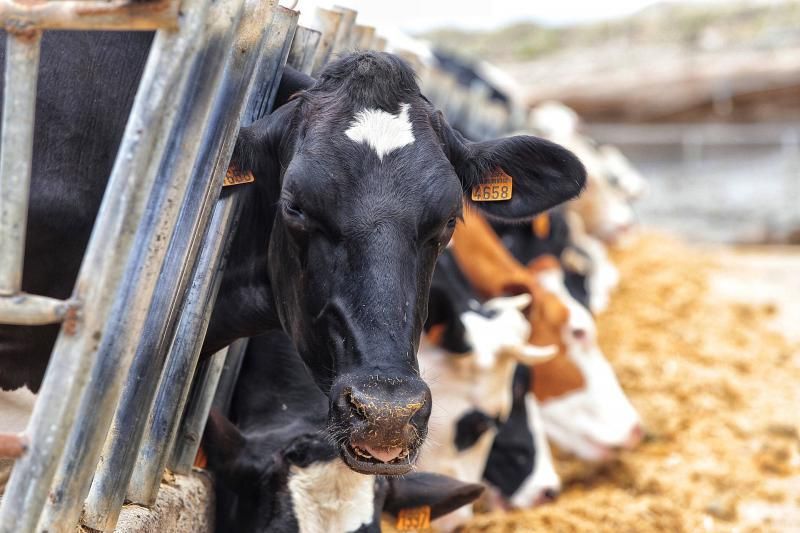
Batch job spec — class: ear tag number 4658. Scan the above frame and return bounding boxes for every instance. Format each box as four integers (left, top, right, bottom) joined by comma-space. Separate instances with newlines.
471, 168, 513, 202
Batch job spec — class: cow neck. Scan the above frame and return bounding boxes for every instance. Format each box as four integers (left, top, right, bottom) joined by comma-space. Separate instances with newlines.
202, 183, 280, 355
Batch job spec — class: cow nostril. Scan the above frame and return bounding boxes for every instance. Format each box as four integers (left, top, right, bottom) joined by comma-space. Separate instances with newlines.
543, 488, 559, 502
572, 328, 587, 341
346, 390, 370, 419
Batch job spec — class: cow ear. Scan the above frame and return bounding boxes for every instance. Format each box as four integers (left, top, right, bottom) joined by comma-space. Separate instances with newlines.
230, 99, 299, 192
202, 409, 247, 478
274, 65, 315, 109
439, 114, 586, 221
384, 472, 485, 521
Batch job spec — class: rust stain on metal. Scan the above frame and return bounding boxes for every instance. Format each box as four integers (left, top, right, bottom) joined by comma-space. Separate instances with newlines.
62, 301, 81, 335
3, 21, 39, 40
74, 0, 172, 17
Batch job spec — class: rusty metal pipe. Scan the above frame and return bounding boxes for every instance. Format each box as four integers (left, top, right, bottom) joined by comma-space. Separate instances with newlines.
0, 293, 78, 326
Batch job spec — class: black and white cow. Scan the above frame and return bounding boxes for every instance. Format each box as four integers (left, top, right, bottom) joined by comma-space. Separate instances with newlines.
0, 30, 585, 474
484, 365, 561, 508
204, 331, 483, 533
417, 252, 559, 527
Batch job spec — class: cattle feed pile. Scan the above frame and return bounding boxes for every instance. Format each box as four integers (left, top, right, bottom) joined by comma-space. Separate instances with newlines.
458, 233, 800, 533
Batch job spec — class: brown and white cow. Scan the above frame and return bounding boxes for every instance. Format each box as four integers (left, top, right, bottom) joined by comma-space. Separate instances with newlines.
450, 210, 642, 464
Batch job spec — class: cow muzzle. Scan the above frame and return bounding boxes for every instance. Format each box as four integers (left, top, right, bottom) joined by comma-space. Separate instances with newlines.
331, 376, 431, 475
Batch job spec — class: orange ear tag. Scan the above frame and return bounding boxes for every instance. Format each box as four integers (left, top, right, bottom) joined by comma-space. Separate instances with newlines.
470, 168, 513, 202
396, 506, 432, 531
223, 163, 255, 187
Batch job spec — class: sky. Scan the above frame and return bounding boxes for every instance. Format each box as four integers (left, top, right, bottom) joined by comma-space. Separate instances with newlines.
284, 0, 715, 33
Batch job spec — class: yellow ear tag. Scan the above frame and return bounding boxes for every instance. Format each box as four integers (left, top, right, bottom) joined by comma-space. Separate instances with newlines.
223, 163, 255, 187
470, 168, 513, 202
396, 506, 432, 531
533, 213, 550, 239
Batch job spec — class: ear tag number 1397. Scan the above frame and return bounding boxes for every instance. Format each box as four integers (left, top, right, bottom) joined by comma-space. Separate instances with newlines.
470, 168, 513, 202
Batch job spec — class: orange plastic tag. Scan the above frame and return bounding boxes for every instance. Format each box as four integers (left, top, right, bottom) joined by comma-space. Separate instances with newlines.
193, 446, 208, 469
470, 168, 513, 202
396, 506, 432, 531
533, 213, 550, 238
223, 164, 255, 187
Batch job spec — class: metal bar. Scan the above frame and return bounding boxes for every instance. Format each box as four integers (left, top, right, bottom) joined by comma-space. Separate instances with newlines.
0, 433, 26, 459
126, 187, 244, 507
288, 25, 320, 75
168, 347, 229, 474
124, 2, 295, 509
0, 0, 180, 32
38, 1, 268, 531
243, 5, 298, 125
0, 293, 78, 326
355, 25, 375, 50
79, 1, 279, 529
309, 7, 342, 77
347, 23, 367, 52
330, 5, 356, 56
211, 337, 248, 416
0, 1, 211, 530
0, 31, 40, 296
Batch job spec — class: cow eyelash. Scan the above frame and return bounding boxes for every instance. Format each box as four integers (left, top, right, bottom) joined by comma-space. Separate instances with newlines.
283, 201, 305, 219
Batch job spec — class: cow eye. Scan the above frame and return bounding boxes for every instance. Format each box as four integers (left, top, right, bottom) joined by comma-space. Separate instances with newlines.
282, 200, 308, 225
284, 202, 304, 219
446, 216, 457, 229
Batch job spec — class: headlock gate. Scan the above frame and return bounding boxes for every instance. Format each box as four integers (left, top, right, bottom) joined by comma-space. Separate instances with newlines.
0, 1, 522, 530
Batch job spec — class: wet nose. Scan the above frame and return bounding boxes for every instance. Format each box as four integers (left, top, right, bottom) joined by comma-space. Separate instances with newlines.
332, 377, 431, 467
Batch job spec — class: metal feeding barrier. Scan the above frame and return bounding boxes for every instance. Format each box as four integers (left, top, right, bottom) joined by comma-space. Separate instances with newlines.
0, 0, 524, 529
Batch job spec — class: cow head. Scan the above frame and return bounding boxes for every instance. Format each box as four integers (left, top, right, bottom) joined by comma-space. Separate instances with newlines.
527, 257, 642, 461
232, 53, 585, 474
484, 365, 561, 509
203, 410, 483, 532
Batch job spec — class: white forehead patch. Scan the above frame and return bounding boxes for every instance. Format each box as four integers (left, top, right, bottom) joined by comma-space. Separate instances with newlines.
345, 103, 415, 160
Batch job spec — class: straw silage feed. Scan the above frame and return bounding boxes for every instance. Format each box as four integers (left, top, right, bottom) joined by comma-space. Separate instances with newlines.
458, 233, 800, 533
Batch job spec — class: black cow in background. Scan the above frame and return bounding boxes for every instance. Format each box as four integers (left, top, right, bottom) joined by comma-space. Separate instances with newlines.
204, 331, 483, 532
0, 30, 586, 475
